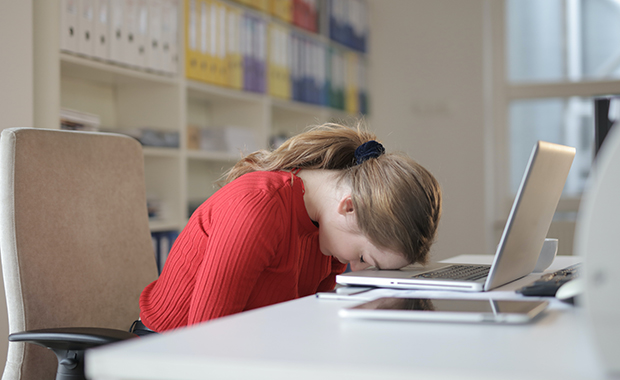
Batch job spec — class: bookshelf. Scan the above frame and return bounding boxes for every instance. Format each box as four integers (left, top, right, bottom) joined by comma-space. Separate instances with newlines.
40, 0, 369, 249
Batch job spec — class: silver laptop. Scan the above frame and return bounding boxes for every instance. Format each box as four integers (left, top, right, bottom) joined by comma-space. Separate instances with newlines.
337, 141, 576, 292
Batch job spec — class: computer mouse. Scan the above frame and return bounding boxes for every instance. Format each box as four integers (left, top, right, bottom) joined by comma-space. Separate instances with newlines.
555, 278, 584, 304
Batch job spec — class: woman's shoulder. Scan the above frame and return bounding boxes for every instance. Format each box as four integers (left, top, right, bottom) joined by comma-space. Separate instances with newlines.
230, 171, 293, 192
194, 171, 295, 222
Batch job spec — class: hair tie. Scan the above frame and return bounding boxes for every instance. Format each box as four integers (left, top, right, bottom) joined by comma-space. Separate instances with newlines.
355, 140, 385, 165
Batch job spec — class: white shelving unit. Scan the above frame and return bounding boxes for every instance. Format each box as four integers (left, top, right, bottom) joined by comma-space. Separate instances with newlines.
37, 0, 365, 235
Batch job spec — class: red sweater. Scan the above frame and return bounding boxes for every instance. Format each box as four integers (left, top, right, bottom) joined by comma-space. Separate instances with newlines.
139, 170, 346, 331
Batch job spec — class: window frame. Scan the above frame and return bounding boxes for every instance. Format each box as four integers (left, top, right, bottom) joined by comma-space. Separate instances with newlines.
485, 0, 620, 252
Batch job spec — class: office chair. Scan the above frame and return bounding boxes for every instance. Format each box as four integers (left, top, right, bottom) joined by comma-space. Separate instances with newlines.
0, 128, 159, 380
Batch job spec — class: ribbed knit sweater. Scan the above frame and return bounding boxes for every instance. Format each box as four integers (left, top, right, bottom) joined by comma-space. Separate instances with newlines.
139, 170, 346, 331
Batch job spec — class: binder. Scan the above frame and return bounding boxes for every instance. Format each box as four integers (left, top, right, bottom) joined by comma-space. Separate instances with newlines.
317, 41, 327, 106
108, 0, 125, 64
290, 33, 300, 101
300, 37, 310, 103
267, 23, 278, 98
252, 0, 270, 12
197, 0, 211, 82
147, 0, 163, 72
345, 51, 359, 114
292, 0, 317, 33
134, 0, 149, 69
255, 17, 266, 93
78, 0, 96, 56
60, 0, 79, 53
93, 0, 110, 61
358, 58, 368, 114
185, 0, 201, 80
356, 0, 368, 52
328, 0, 368, 52
270, 0, 292, 23
281, 27, 291, 99
311, 40, 321, 104
267, 23, 279, 97
168, 0, 180, 74
241, 13, 253, 91
329, 47, 345, 110
208, 0, 219, 84
325, 43, 332, 107
159, 0, 178, 74
227, 5, 243, 89
305, 0, 318, 33
123, 0, 139, 67
151, 230, 179, 274
216, 1, 229, 86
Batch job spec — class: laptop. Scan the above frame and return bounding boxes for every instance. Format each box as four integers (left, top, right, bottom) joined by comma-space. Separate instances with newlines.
337, 141, 576, 292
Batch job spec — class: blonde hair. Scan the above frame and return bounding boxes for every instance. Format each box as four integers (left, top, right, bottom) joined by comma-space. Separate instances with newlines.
224, 122, 442, 265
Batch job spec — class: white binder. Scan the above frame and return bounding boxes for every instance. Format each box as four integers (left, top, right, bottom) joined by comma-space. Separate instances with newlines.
161, 0, 179, 74
109, 0, 125, 64
93, 0, 110, 60
135, 0, 149, 69
147, 0, 163, 72
78, 0, 95, 56
123, 0, 139, 67
60, 0, 79, 53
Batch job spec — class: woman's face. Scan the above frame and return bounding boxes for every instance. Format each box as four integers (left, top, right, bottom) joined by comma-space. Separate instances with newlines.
318, 221, 408, 271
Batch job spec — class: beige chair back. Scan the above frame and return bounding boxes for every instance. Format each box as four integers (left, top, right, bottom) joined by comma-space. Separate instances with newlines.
0, 128, 158, 380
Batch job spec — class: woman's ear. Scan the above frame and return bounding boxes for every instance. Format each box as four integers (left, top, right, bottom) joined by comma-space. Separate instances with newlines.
337, 196, 355, 215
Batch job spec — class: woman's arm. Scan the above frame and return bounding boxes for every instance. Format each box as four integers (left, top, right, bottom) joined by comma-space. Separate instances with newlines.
187, 190, 285, 323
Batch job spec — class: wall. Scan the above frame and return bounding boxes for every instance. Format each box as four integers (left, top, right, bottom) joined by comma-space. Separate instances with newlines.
0, 0, 33, 371
367, 0, 490, 261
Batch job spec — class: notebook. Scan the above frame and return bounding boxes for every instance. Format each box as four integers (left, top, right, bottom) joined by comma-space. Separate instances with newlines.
336, 141, 576, 292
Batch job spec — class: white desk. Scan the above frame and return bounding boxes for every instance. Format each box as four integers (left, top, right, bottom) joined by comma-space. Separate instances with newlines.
86, 255, 607, 380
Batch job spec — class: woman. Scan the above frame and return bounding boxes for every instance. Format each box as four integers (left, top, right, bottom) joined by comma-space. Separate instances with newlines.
138, 122, 442, 332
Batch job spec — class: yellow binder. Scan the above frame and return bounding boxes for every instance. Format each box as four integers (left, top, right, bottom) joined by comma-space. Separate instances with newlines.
270, 0, 292, 23
267, 23, 278, 97
345, 51, 359, 114
227, 5, 243, 89
253, 0, 270, 12
197, 0, 212, 83
215, 1, 229, 86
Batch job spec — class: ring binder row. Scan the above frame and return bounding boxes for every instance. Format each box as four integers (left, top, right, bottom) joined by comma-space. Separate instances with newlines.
229, 0, 316, 33
60, 0, 368, 113
186, 0, 369, 114
230, 0, 368, 50
328, 0, 367, 53
60, 0, 179, 75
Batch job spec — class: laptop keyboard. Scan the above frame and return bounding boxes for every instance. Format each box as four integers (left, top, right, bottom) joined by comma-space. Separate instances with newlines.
412, 265, 491, 281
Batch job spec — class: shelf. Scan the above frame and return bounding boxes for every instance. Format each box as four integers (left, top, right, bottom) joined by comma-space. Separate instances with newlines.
61, 53, 178, 87
149, 219, 184, 232
186, 149, 242, 161
143, 147, 181, 158
186, 80, 267, 105
270, 97, 332, 117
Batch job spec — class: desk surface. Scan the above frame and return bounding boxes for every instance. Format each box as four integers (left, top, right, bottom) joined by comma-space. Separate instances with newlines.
86, 255, 607, 380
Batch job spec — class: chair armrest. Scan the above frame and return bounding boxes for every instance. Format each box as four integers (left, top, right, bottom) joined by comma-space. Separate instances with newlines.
9, 327, 137, 380
9, 327, 137, 351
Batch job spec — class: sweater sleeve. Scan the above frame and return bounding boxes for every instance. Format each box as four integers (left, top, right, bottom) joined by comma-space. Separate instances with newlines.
187, 188, 285, 324
316, 259, 347, 292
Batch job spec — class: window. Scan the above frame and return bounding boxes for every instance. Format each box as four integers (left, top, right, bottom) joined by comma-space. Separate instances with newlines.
504, 0, 620, 196
488, 0, 620, 254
